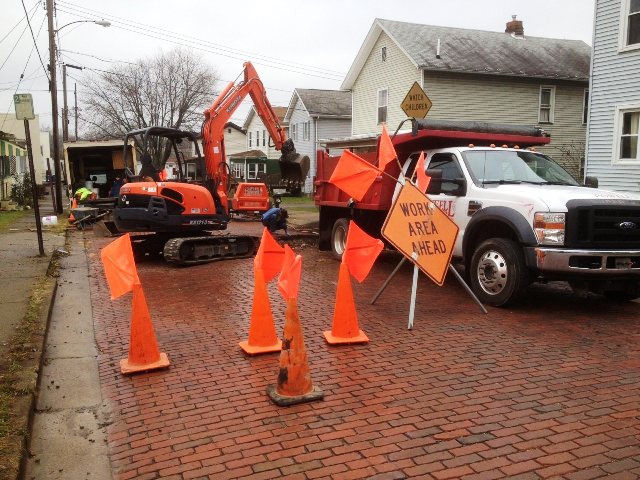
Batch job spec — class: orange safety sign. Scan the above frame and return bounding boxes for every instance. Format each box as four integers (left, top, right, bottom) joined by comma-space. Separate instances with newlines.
381, 182, 458, 286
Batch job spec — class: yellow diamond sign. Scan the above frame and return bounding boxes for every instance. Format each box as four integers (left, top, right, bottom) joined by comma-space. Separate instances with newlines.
401, 82, 432, 119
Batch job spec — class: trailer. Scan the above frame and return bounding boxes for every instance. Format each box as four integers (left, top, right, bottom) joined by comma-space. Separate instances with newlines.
63, 139, 137, 199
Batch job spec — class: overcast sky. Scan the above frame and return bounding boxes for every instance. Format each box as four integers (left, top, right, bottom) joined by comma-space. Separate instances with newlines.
1, 0, 595, 133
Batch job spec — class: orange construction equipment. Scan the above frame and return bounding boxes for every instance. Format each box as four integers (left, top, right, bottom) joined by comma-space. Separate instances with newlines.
69, 198, 77, 222
120, 282, 171, 374
266, 297, 324, 406
239, 268, 282, 355
323, 261, 369, 344
100, 234, 170, 374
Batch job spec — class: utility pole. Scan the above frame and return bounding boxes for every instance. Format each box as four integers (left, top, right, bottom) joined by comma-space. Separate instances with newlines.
46, 0, 63, 213
62, 63, 82, 142
74, 82, 78, 140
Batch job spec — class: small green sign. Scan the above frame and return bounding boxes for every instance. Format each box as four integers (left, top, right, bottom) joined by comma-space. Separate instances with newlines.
14, 93, 35, 120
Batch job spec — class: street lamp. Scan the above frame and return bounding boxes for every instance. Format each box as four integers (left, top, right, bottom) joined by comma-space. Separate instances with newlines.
46, 0, 110, 213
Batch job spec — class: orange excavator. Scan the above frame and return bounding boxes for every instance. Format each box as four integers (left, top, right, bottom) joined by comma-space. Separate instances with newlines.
113, 62, 309, 266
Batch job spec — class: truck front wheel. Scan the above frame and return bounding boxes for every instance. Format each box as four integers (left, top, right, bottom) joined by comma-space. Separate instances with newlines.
469, 238, 529, 307
331, 218, 349, 260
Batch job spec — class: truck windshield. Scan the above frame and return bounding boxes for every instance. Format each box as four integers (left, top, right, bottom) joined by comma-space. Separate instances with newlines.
462, 150, 579, 187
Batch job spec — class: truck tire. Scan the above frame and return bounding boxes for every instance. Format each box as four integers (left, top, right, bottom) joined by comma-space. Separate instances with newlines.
331, 218, 349, 260
469, 238, 529, 307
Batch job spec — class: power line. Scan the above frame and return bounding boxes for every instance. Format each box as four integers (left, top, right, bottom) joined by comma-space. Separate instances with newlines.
0, 7, 40, 74
1, 11, 47, 130
55, 4, 345, 82
0, 0, 39, 45
57, 0, 346, 78
21, 0, 50, 81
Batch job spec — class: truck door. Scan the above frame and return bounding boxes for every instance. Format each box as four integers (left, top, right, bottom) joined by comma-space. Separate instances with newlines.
425, 152, 468, 256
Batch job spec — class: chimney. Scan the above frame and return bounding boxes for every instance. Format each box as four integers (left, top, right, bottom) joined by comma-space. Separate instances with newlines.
505, 15, 524, 37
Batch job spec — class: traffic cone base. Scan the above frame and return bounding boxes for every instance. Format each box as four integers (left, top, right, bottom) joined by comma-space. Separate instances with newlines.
323, 329, 369, 345
120, 352, 170, 375
266, 383, 324, 407
239, 339, 282, 355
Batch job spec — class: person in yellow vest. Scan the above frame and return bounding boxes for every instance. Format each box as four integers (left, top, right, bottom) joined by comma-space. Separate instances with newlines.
74, 187, 97, 201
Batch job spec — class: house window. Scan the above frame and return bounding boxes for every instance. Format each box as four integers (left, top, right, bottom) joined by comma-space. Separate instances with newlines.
377, 88, 388, 124
262, 129, 266, 147
227, 128, 232, 134
538, 86, 555, 124
231, 163, 242, 179
625, 0, 640, 46
291, 123, 297, 141
618, 108, 640, 161
303, 121, 310, 141
583, 89, 589, 125
256, 130, 260, 147
381, 46, 387, 62
247, 162, 266, 180
248, 132, 252, 147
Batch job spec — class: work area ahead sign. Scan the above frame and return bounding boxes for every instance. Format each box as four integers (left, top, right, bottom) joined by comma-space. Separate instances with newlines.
381, 182, 458, 286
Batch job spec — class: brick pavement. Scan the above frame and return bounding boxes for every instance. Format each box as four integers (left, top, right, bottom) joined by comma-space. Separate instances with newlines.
86, 221, 640, 479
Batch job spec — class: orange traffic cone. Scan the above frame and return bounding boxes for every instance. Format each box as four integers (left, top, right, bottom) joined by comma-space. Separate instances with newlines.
239, 268, 282, 355
267, 297, 323, 406
323, 261, 369, 344
120, 282, 170, 374
69, 198, 77, 222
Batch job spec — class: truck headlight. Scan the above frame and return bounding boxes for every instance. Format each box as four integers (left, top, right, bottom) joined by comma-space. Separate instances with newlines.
534, 212, 565, 245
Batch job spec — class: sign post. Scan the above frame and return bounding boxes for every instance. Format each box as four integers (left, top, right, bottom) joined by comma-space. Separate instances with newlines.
14, 94, 45, 256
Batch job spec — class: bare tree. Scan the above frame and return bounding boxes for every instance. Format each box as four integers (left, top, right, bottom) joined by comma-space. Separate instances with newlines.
82, 48, 218, 166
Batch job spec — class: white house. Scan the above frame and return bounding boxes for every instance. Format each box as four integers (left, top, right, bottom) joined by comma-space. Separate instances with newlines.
342, 18, 591, 178
243, 106, 288, 160
585, 0, 640, 192
284, 89, 352, 193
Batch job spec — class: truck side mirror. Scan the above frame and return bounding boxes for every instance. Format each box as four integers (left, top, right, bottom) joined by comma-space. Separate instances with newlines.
426, 170, 442, 195
584, 176, 598, 188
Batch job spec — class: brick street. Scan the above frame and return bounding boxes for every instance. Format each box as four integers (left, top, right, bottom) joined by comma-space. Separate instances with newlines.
86, 222, 640, 480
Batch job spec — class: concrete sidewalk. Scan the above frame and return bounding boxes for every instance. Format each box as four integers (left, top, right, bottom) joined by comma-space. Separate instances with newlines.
23, 232, 111, 480
0, 199, 65, 479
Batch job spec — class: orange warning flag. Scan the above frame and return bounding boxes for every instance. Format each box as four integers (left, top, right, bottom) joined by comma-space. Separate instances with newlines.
415, 151, 431, 194
278, 245, 302, 300
343, 221, 384, 283
328, 150, 380, 202
100, 233, 140, 300
255, 227, 285, 282
378, 124, 397, 171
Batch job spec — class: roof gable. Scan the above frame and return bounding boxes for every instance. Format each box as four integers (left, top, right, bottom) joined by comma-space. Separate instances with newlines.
342, 18, 591, 89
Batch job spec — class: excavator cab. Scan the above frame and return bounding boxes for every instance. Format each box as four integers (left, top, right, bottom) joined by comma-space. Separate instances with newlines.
123, 127, 204, 184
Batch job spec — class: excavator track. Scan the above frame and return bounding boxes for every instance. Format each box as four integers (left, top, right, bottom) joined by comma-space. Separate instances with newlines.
163, 235, 258, 267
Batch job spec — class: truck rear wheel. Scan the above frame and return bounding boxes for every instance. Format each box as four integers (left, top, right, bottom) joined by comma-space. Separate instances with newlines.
469, 238, 529, 307
331, 218, 349, 260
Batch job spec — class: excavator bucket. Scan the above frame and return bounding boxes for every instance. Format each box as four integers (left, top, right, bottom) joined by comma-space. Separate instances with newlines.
279, 139, 310, 189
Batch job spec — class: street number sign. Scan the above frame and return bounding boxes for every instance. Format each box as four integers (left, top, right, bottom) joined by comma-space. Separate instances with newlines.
381, 182, 458, 286
401, 82, 432, 119
14, 94, 35, 120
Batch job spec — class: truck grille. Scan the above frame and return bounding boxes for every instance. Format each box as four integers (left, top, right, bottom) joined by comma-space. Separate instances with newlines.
565, 200, 640, 248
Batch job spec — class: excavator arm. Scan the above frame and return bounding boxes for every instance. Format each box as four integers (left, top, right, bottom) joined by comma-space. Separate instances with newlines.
201, 62, 309, 200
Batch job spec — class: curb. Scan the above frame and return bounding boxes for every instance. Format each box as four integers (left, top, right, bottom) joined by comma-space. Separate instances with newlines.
16, 246, 64, 480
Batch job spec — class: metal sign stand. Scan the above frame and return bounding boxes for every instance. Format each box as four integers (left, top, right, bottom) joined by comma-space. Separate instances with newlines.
370, 256, 488, 321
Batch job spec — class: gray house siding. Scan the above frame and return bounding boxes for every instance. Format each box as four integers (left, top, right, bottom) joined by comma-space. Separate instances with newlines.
422, 71, 587, 177
586, 0, 640, 192
287, 94, 352, 193
288, 97, 315, 193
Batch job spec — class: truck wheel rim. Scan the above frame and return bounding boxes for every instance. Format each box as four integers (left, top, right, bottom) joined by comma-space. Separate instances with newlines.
477, 250, 508, 296
333, 226, 346, 255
